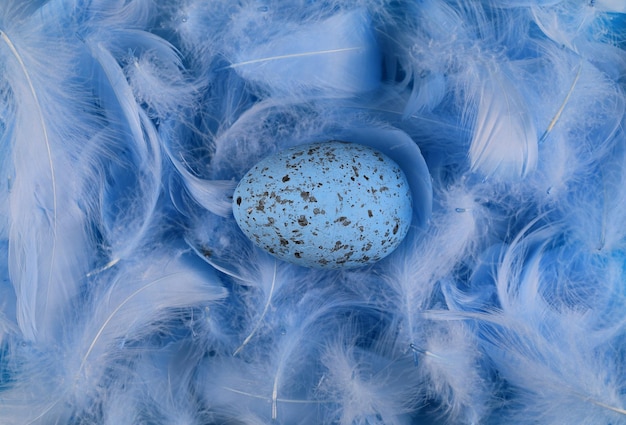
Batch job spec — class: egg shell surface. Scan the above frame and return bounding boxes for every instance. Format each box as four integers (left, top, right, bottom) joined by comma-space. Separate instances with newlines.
232, 141, 413, 269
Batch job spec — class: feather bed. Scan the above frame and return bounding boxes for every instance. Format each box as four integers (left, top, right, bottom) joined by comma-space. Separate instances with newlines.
1, 1, 625, 424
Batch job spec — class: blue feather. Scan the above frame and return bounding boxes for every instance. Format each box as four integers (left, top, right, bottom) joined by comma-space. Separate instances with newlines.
225, 8, 382, 97
0, 1, 102, 342
465, 62, 538, 180
0, 247, 225, 424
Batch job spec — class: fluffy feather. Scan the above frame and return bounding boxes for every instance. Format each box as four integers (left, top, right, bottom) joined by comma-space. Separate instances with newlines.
393, 0, 462, 116
415, 320, 490, 424
84, 36, 164, 271
196, 288, 353, 423
316, 329, 418, 425
124, 47, 201, 121
355, 179, 496, 423
480, 228, 626, 424
0, 248, 226, 424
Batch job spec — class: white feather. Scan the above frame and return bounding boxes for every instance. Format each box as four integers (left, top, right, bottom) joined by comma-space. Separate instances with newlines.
0, 248, 226, 424
489, 239, 626, 424
415, 321, 490, 424
435, 224, 626, 424
376, 178, 491, 352
225, 8, 381, 97
0, 4, 100, 342
467, 64, 538, 179
166, 147, 237, 218
317, 333, 417, 425
124, 49, 201, 120
197, 288, 350, 422
84, 36, 163, 271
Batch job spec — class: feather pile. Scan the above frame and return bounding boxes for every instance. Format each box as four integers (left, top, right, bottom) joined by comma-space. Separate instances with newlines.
1, 0, 625, 424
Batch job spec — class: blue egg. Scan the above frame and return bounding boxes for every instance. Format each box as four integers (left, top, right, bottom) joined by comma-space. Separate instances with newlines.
232, 141, 413, 269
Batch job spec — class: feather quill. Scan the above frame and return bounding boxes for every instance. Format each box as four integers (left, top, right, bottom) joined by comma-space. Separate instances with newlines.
196, 289, 336, 422
224, 8, 381, 97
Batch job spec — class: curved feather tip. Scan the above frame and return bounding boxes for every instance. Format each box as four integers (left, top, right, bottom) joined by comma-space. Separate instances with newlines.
0, 0, 625, 424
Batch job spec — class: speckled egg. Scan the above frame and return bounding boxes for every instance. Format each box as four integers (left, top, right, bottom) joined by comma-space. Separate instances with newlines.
232, 141, 413, 269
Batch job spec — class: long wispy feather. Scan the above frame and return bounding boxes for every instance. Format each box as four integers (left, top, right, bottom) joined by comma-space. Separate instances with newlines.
165, 145, 237, 218
230, 253, 284, 357
82, 32, 165, 272
482, 227, 626, 423
0, 3, 100, 342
